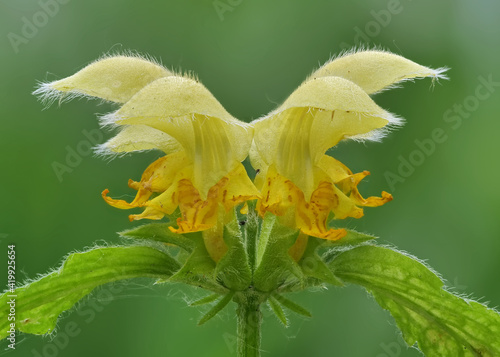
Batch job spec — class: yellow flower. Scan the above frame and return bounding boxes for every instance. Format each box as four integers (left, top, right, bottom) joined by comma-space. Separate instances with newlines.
35, 54, 260, 261
251, 50, 447, 240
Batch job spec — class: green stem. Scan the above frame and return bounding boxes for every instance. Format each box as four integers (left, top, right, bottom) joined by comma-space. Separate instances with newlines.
236, 293, 262, 357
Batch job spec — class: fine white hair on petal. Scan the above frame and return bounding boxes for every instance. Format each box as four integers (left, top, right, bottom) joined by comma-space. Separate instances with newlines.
93, 143, 120, 160
99, 111, 122, 128
98, 48, 166, 68
318, 45, 450, 81
344, 111, 404, 143
319, 45, 450, 80
93, 142, 150, 161
307, 46, 450, 96
368, 66, 450, 96
323, 44, 386, 66
32, 81, 97, 109
430, 66, 450, 81
32, 81, 60, 108
72, 49, 171, 81
346, 127, 389, 143
32, 50, 173, 107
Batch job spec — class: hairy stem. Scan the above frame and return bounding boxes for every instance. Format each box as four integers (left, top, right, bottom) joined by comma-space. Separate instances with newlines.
236, 292, 262, 357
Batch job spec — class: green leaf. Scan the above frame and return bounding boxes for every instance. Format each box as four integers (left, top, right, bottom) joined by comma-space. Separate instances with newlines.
272, 293, 312, 318
268, 295, 288, 327
215, 219, 252, 291
253, 214, 302, 292
321, 229, 377, 263
0, 245, 180, 339
197, 291, 235, 325
326, 229, 376, 247
169, 232, 224, 293
330, 245, 500, 357
120, 223, 195, 252
298, 237, 343, 286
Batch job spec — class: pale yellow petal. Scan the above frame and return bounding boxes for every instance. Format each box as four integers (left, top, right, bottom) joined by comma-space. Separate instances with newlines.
277, 76, 396, 118
309, 108, 389, 161
256, 165, 296, 218
253, 77, 398, 168
123, 114, 249, 199
316, 155, 353, 184
34, 55, 171, 104
97, 125, 182, 156
249, 141, 268, 190
219, 163, 261, 211
106, 76, 241, 126
251, 113, 284, 180
309, 50, 448, 94
253, 97, 393, 198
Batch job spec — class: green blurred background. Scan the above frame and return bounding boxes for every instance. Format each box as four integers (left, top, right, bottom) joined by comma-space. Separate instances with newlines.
1, 0, 499, 356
